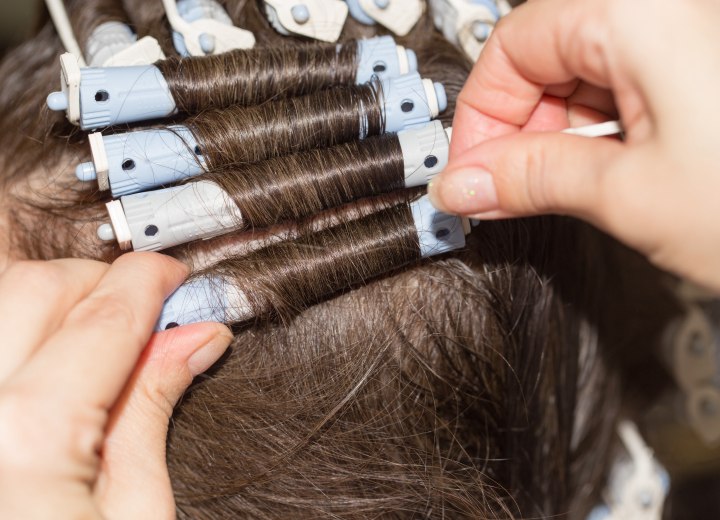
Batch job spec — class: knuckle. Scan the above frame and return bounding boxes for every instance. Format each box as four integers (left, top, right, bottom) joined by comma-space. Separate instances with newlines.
118, 252, 187, 278
0, 393, 32, 467
491, 15, 512, 42
69, 295, 139, 334
136, 378, 180, 420
517, 140, 553, 212
0, 388, 106, 473
4, 261, 66, 294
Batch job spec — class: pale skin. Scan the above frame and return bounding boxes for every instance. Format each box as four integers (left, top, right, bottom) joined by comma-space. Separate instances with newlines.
1, 0, 719, 515
0, 251, 233, 519
428, 0, 720, 292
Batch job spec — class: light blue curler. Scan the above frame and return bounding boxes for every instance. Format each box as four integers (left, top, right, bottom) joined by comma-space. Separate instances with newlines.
77, 73, 446, 196
355, 35, 417, 83
154, 195, 466, 330
345, 0, 424, 37
76, 126, 204, 197
410, 195, 466, 257
46, 64, 177, 131
378, 72, 446, 134
156, 276, 241, 331
47, 36, 418, 131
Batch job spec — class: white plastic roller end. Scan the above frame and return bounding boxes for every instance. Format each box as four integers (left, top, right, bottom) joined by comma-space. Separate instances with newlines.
97, 223, 116, 241
47, 92, 69, 111
105, 200, 133, 250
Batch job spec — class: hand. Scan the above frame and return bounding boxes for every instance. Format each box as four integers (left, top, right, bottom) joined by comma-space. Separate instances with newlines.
429, 0, 720, 291
0, 254, 233, 519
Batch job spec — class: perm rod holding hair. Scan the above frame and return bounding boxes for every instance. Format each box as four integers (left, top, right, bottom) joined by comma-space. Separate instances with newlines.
155, 194, 467, 330
46, 36, 417, 130
77, 72, 447, 196
46, 0, 164, 67
77, 106, 450, 197
345, 0, 424, 37
263, 0, 349, 42
96, 121, 451, 250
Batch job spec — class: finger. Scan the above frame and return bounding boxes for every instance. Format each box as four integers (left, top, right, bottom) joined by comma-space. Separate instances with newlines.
14, 252, 189, 408
451, 0, 615, 156
566, 83, 618, 124
0, 259, 109, 383
94, 322, 232, 520
429, 132, 627, 224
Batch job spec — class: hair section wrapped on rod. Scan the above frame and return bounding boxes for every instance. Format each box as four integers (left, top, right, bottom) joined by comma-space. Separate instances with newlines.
76, 72, 448, 193
66, 0, 129, 54
46, 35, 417, 129
156, 35, 416, 112
205, 124, 447, 228
179, 80, 384, 172
157, 194, 466, 329
95, 120, 451, 252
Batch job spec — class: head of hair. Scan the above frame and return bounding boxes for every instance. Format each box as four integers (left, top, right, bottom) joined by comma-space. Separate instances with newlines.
0, 2, 683, 518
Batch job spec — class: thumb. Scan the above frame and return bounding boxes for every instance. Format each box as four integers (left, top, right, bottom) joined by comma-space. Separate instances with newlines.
428, 132, 626, 223
95, 322, 233, 520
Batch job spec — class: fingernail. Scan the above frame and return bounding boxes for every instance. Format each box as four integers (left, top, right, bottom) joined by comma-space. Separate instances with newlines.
187, 329, 233, 377
428, 168, 499, 215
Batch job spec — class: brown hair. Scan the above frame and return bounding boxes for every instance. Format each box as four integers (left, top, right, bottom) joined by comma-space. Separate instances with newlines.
0, 3, 686, 519
184, 82, 384, 169
67, 0, 129, 53
203, 195, 423, 324
201, 132, 405, 230
167, 215, 664, 519
156, 40, 360, 113
121, 0, 177, 55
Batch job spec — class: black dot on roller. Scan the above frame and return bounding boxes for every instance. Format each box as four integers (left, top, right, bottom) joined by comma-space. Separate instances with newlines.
165, 322, 179, 330
435, 228, 450, 239
122, 159, 136, 171
424, 155, 438, 169
145, 224, 159, 237
401, 100, 414, 113
95, 90, 109, 102
194, 145, 202, 156
373, 62, 386, 73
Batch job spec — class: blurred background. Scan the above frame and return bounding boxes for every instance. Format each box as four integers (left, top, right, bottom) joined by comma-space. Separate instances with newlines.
0, 2, 41, 53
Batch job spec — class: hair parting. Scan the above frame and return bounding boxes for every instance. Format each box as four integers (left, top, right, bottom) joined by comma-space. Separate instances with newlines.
175, 190, 417, 272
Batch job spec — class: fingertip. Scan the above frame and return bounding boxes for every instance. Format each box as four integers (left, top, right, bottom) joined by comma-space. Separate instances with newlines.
429, 167, 500, 216
427, 178, 450, 213
187, 323, 233, 377
144, 322, 232, 376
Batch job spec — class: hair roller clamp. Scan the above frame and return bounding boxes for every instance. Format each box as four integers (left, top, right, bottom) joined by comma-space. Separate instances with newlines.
162, 0, 255, 56
429, 0, 511, 61
346, 0, 424, 37
263, 0, 349, 42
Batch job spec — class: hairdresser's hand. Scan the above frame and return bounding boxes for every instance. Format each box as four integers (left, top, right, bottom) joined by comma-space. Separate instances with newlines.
0, 254, 233, 519
429, 0, 720, 290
